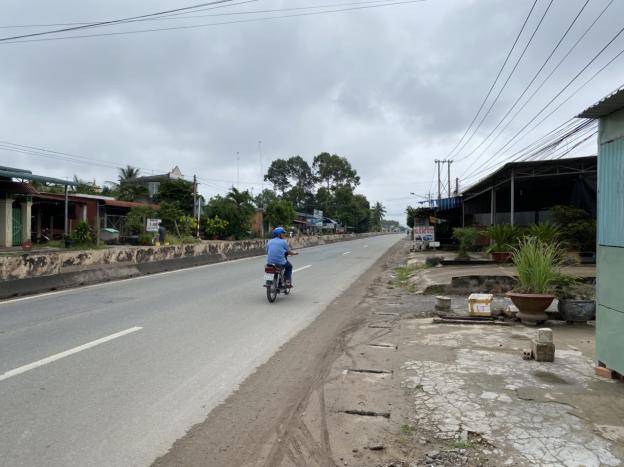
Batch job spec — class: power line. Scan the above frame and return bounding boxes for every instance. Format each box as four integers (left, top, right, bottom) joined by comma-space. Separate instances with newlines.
453, 0, 589, 165
0, 0, 236, 42
442, 0, 538, 162
451, 0, 554, 162
0, 0, 403, 29
456, 0, 613, 177
0, 0, 426, 45
460, 20, 624, 183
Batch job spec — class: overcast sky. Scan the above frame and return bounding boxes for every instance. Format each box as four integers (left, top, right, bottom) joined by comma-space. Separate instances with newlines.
1, 0, 622, 223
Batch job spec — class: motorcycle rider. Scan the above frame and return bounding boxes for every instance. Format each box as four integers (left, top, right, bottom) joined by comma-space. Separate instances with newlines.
266, 226, 298, 287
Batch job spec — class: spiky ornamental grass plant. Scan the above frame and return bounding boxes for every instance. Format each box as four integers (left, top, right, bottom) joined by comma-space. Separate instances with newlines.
512, 236, 563, 294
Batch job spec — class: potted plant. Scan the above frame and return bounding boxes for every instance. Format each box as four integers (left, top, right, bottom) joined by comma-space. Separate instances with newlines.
507, 237, 563, 325
484, 224, 518, 262
525, 222, 561, 244
554, 280, 596, 322
452, 227, 478, 260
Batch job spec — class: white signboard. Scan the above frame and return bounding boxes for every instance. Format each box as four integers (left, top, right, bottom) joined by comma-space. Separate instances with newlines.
146, 218, 162, 232
412, 225, 435, 242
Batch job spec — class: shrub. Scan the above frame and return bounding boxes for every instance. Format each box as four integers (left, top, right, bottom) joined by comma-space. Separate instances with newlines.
177, 215, 198, 237
512, 237, 563, 294
484, 224, 518, 252
452, 227, 478, 259
72, 221, 93, 244
138, 233, 153, 246
525, 222, 561, 244
550, 205, 596, 251
204, 215, 229, 239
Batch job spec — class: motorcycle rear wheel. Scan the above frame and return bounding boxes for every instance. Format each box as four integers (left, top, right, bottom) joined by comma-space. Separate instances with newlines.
266, 278, 278, 302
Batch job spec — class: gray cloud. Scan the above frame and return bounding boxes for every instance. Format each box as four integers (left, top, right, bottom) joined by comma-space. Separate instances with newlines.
0, 0, 622, 222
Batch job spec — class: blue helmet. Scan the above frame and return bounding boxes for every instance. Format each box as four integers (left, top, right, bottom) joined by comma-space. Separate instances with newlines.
273, 227, 286, 237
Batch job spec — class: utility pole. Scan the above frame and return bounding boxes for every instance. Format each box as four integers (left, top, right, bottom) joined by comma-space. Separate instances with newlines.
193, 174, 199, 238
447, 160, 453, 198
435, 160, 442, 206
455, 177, 459, 196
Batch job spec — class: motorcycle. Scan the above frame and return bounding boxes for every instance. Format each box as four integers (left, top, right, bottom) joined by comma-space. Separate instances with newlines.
263, 263, 291, 303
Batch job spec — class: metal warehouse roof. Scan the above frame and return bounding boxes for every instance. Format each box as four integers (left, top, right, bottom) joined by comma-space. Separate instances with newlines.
578, 85, 624, 119
0, 168, 76, 186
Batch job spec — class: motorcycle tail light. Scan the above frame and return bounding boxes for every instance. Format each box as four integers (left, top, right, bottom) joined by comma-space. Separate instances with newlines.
265, 267, 276, 273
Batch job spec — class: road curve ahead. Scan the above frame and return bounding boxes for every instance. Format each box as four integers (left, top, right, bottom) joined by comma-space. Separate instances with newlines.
0, 234, 402, 467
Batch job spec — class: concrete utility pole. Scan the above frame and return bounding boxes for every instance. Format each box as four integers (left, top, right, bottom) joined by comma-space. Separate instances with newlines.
455, 177, 459, 196
447, 160, 453, 198
193, 175, 199, 238
435, 160, 442, 206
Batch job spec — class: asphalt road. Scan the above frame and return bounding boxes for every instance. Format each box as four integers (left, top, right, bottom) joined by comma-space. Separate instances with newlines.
0, 234, 402, 467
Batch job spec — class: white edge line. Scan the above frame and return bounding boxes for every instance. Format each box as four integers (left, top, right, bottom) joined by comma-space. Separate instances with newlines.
293, 265, 312, 273
0, 326, 143, 382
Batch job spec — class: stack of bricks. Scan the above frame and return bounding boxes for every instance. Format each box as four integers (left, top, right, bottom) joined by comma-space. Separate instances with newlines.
531, 328, 555, 362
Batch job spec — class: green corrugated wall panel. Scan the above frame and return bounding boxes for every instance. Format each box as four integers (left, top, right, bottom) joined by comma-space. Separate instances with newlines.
598, 137, 624, 247
596, 241, 624, 373
596, 306, 624, 372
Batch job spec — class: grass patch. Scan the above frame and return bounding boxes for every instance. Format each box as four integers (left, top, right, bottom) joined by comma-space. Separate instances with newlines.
448, 440, 474, 449
393, 263, 426, 292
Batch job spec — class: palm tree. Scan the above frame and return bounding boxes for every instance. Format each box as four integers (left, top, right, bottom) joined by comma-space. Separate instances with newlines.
371, 202, 386, 231
118, 165, 140, 183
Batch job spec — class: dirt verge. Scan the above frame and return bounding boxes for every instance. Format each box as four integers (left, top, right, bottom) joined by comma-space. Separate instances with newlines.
152, 238, 407, 467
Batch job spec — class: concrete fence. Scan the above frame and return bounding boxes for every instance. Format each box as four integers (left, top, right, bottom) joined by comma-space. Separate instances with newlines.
0, 233, 383, 298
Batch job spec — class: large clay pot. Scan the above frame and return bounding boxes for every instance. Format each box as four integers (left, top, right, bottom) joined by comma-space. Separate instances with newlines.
491, 251, 512, 263
558, 300, 596, 322
506, 292, 555, 325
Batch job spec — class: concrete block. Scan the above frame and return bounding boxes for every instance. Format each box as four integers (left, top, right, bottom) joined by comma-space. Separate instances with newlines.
536, 328, 553, 344
531, 340, 555, 362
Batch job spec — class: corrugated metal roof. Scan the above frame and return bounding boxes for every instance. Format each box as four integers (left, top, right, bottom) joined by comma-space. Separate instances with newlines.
0, 168, 76, 186
577, 85, 624, 118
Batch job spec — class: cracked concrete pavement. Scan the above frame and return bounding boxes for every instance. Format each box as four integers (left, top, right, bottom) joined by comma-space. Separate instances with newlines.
303, 241, 624, 466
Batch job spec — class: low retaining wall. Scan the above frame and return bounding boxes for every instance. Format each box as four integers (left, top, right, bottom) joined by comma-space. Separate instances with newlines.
0, 233, 381, 299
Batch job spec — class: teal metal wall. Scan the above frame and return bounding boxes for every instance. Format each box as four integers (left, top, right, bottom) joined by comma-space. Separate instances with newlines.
597, 122, 624, 373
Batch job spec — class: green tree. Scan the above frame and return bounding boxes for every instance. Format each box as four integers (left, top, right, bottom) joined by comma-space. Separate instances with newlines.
127, 205, 158, 234
71, 175, 100, 194
155, 179, 194, 214
264, 159, 291, 195
265, 199, 296, 230
204, 215, 229, 239
118, 183, 149, 202
370, 202, 386, 231
312, 152, 360, 191
254, 188, 278, 209
158, 201, 184, 231
204, 187, 255, 240
118, 165, 140, 183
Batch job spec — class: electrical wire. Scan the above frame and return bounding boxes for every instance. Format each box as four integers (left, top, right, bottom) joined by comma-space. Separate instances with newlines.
456, 0, 614, 177
450, 0, 553, 162
0, 0, 426, 45
441, 0, 538, 162
453, 0, 589, 164
0, 0, 237, 42
0, 0, 405, 29
460, 23, 624, 183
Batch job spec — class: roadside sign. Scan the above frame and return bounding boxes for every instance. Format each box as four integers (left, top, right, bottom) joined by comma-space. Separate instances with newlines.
412, 225, 435, 242
146, 218, 161, 232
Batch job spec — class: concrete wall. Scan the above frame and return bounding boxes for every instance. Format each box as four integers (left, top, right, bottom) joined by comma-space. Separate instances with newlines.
0, 233, 378, 282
